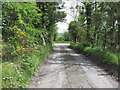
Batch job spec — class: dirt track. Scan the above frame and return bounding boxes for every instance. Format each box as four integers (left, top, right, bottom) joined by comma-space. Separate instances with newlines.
28, 43, 118, 88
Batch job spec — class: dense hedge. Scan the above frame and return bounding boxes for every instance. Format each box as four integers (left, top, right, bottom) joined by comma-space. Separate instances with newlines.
1, 2, 66, 88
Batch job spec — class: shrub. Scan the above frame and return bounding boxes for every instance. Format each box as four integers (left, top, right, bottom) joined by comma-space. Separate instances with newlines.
74, 44, 84, 52
84, 47, 92, 54
103, 52, 118, 65
90, 47, 106, 59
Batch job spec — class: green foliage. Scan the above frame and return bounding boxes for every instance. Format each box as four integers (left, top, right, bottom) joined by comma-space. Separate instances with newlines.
2, 2, 66, 61
63, 32, 70, 41
2, 2, 43, 60
55, 32, 70, 42
103, 52, 118, 65
2, 2, 66, 88
2, 46, 50, 88
84, 47, 92, 53
68, 2, 120, 74
69, 2, 120, 53
68, 21, 81, 42
56, 11, 67, 22
70, 43, 119, 66
70, 43, 84, 52
90, 47, 105, 59
2, 62, 21, 88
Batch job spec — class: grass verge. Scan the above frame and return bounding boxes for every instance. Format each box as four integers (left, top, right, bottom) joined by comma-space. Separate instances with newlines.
70, 43, 119, 78
2, 45, 52, 88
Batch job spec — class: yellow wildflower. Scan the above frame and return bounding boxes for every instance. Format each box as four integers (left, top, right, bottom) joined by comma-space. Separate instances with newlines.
0, 53, 2, 55
0, 40, 2, 42
20, 32, 25, 35
16, 48, 21, 52
13, 25, 18, 29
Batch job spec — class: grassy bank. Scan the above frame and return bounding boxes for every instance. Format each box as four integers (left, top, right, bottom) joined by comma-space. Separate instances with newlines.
2, 45, 52, 88
70, 43, 119, 72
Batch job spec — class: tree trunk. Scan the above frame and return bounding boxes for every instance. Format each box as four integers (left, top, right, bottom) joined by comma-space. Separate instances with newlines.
41, 34, 46, 46
85, 2, 91, 44
103, 27, 107, 49
117, 19, 120, 53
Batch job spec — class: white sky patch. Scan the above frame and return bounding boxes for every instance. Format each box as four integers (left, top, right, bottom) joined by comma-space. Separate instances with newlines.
57, 0, 83, 33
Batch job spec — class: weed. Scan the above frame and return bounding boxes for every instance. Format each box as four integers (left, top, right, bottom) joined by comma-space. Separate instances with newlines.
2, 45, 51, 88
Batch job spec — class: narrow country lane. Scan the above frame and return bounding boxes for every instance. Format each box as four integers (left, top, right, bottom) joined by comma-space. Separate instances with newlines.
28, 43, 118, 88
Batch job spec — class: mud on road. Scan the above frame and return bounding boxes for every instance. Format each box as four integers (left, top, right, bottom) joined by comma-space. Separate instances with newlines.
28, 43, 118, 88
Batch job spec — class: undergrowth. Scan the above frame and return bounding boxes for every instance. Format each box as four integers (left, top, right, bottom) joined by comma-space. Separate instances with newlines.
70, 43, 119, 68
2, 45, 52, 88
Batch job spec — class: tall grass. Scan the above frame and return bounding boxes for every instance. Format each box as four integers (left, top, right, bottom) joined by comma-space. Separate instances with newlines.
2, 45, 52, 88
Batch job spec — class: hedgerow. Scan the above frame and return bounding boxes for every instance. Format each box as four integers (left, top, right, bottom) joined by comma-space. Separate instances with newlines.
1, 2, 66, 88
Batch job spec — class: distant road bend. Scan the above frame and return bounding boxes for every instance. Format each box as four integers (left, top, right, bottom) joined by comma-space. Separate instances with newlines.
28, 43, 118, 88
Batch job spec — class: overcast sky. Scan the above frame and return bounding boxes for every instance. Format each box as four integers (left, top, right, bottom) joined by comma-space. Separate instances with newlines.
56, 0, 82, 33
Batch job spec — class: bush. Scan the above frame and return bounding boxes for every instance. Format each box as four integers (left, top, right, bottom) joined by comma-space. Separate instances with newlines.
84, 47, 92, 54
103, 52, 118, 65
90, 47, 105, 59
70, 43, 84, 52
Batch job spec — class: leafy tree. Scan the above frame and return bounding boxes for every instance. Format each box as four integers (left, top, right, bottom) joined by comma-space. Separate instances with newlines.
69, 2, 120, 53
2, 2, 66, 60
63, 31, 70, 41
